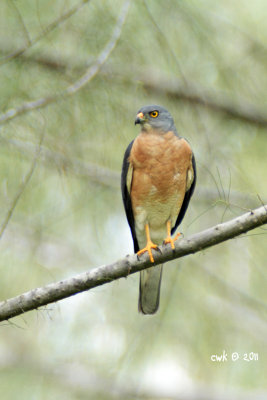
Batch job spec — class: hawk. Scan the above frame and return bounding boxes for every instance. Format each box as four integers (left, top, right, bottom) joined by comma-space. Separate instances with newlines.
121, 105, 196, 314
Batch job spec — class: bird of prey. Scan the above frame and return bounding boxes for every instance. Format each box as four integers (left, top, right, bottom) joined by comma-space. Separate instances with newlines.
121, 105, 196, 314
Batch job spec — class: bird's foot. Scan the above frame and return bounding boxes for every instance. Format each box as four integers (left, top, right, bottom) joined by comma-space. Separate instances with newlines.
137, 240, 158, 263
164, 232, 181, 250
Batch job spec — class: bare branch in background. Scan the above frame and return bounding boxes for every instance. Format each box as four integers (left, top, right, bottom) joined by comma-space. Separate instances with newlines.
9, 0, 31, 47
0, 136, 261, 207
0, 0, 92, 65
1, 138, 120, 189
139, 73, 267, 127
0, 0, 131, 126
1, 40, 266, 127
65, 0, 131, 95
0, 205, 266, 322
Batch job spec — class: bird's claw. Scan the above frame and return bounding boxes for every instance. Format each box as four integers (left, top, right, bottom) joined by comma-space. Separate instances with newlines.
137, 240, 159, 263
164, 232, 181, 250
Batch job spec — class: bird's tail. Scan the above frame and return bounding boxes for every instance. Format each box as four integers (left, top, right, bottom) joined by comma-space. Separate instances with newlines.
138, 264, 163, 314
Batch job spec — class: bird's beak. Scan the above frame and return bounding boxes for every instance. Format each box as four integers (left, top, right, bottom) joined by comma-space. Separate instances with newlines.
135, 112, 145, 125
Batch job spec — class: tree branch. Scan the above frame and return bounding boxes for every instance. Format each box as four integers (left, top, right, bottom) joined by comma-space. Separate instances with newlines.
0, 127, 45, 240
0, 205, 267, 322
139, 73, 267, 127
3, 40, 266, 126
3, 138, 120, 188
0, 0, 131, 126
0, 0, 92, 65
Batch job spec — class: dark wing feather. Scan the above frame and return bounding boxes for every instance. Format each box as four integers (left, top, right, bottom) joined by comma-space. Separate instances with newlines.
171, 152, 197, 235
121, 140, 139, 253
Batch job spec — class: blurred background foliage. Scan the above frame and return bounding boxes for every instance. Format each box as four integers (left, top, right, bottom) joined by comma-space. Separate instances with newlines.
0, 0, 266, 399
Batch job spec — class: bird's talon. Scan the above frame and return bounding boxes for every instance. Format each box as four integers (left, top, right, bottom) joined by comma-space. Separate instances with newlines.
164, 232, 181, 250
137, 241, 158, 263
164, 237, 175, 250
173, 232, 181, 241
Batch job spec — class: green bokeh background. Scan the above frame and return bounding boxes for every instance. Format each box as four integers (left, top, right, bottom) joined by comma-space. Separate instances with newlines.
0, 0, 266, 398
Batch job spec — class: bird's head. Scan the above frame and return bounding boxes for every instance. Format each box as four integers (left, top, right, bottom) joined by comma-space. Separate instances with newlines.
135, 105, 177, 134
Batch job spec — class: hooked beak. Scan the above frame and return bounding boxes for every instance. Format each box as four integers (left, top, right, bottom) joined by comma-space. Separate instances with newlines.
135, 112, 145, 125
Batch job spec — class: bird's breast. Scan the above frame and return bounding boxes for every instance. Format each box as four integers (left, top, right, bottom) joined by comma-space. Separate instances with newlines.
129, 131, 192, 205
128, 131, 193, 244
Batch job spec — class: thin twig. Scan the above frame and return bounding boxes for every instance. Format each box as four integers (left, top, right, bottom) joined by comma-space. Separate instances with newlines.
0, 124, 45, 240
0, 0, 92, 65
9, 0, 31, 47
0, 0, 131, 125
143, 0, 188, 85
65, 0, 131, 95
0, 204, 266, 322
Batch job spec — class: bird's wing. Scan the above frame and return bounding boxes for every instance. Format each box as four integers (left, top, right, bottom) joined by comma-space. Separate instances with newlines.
171, 152, 196, 235
121, 140, 139, 253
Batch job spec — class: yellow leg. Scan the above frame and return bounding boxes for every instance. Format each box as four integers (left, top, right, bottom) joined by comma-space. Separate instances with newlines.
137, 223, 158, 263
163, 221, 181, 250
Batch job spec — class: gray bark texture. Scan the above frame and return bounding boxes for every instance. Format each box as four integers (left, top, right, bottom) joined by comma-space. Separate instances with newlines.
0, 205, 266, 322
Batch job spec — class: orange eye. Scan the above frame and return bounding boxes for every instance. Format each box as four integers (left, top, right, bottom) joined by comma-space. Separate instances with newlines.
149, 110, 159, 118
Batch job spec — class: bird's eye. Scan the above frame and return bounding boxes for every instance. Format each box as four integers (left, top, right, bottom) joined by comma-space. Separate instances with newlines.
149, 110, 159, 118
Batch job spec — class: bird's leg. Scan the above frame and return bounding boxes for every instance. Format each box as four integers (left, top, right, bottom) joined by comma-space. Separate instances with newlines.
163, 220, 181, 250
137, 223, 158, 263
